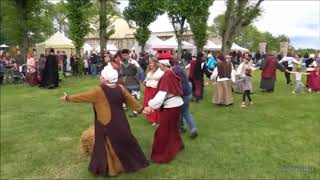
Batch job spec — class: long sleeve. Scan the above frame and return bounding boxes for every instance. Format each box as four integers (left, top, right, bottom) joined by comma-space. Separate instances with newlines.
279, 57, 286, 64
210, 67, 218, 80
148, 91, 167, 109
120, 85, 143, 112
67, 86, 100, 103
276, 61, 285, 72
231, 69, 236, 83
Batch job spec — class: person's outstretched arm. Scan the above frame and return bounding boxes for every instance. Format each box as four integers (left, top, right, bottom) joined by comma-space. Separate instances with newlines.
62, 86, 100, 103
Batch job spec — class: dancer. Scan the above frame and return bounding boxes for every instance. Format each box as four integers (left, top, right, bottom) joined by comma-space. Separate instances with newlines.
144, 59, 184, 163
61, 65, 149, 176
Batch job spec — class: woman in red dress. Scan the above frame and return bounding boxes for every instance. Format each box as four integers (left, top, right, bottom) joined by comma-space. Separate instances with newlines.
306, 61, 320, 92
143, 58, 164, 125
143, 59, 184, 163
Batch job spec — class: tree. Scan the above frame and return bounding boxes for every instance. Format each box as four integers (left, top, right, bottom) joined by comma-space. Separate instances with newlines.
235, 24, 263, 52
123, 0, 164, 52
0, 0, 55, 62
211, 14, 292, 53
221, 0, 264, 53
187, 0, 214, 53
98, 0, 119, 53
210, 14, 225, 37
47, 1, 69, 34
164, 0, 191, 60
66, 0, 92, 55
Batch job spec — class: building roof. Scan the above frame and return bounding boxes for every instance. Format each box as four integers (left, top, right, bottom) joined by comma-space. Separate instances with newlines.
86, 17, 136, 39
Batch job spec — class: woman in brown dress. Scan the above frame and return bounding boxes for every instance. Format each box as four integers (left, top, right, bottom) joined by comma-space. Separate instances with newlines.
61, 65, 149, 176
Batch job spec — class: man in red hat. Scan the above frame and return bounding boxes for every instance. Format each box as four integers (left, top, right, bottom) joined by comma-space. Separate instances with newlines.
143, 59, 184, 163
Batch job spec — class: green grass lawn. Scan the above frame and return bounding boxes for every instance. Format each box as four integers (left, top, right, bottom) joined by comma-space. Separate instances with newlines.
1, 72, 320, 179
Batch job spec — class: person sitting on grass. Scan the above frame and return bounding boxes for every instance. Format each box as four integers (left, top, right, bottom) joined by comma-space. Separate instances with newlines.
61, 65, 149, 177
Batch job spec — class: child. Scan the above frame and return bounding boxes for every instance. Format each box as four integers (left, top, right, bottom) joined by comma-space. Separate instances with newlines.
238, 68, 253, 108
287, 67, 309, 93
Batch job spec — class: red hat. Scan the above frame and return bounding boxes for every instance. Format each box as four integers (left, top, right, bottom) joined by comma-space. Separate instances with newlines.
158, 53, 173, 60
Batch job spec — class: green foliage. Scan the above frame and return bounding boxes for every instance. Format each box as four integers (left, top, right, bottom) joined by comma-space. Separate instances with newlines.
220, 0, 264, 53
295, 48, 319, 56
78, 57, 85, 75
46, 1, 69, 34
187, 0, 214, 52
235, 25, 263, 52
134, 27, 151, 51
123, 0, 163, 51
66, 0, 92, 55
211, 13, 293, 52
210, 14, 225, 37
0, 0, 55, 46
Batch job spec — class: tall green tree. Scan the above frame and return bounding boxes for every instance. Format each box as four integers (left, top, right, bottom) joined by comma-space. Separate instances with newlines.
221, 0, 264, 53
210, 14, 292, 52
187, 0, 214, 53
0, 0, 54, 61
47, 1, 69, 34
66, 0, 92, 55
211, 14, 225, 37
235, 25, 263, 52
97, 0, 119, 53
164, 0, 191, 60
123, 0, 164, 52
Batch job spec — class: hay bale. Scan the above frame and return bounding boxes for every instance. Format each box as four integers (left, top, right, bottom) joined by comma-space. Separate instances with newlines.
79, 126, 94, 157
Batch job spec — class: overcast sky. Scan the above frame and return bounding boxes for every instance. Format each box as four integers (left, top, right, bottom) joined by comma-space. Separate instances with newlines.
117, 0, 320, 49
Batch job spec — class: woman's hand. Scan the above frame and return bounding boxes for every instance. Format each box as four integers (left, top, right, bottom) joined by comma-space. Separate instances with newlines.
142, 107, 153, 115
60, 92, 68, 102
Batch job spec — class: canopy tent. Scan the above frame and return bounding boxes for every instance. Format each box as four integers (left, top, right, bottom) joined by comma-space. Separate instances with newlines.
36, 32, 76, 70
36, 32, 75, 58
231, 43, 249, 52
36, 32, 75, 49
203, 40, 249, 52
131, 35, 168, 53
94, 44, 119, 54
204, 40, 221, 50
0, 44, 9, 48
162, 36, 196, 50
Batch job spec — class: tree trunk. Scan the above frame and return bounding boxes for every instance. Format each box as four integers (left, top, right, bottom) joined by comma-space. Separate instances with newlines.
170, 15, 186, 63
16, 0, 28, 63
99, 0, 107, 54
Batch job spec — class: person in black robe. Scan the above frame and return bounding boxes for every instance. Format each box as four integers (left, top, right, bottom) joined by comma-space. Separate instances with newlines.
39, 48, 59, 89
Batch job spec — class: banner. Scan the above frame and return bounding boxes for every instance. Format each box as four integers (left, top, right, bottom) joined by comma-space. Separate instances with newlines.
259, 42, 267, 54
280, 42, 289, 56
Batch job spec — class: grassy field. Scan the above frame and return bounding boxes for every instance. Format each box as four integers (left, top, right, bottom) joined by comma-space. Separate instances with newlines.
1, 72, 319, 179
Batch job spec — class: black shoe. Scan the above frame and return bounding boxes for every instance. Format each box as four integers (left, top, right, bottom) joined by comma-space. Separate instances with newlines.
190, 131, 198, 139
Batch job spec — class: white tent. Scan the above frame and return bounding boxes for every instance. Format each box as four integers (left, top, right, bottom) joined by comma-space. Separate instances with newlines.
132, 35, 168, 52
204, 40, 221, 50
203, 41, 249, 52
163, 36, 196, 50
83, 43, 93, 53
0, 44, 9, 48
36, 32, 76, 71
94, 44, 119, 55
36, 31, 75, 58
36, 32, 75, 49
231, 43, 249, 52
